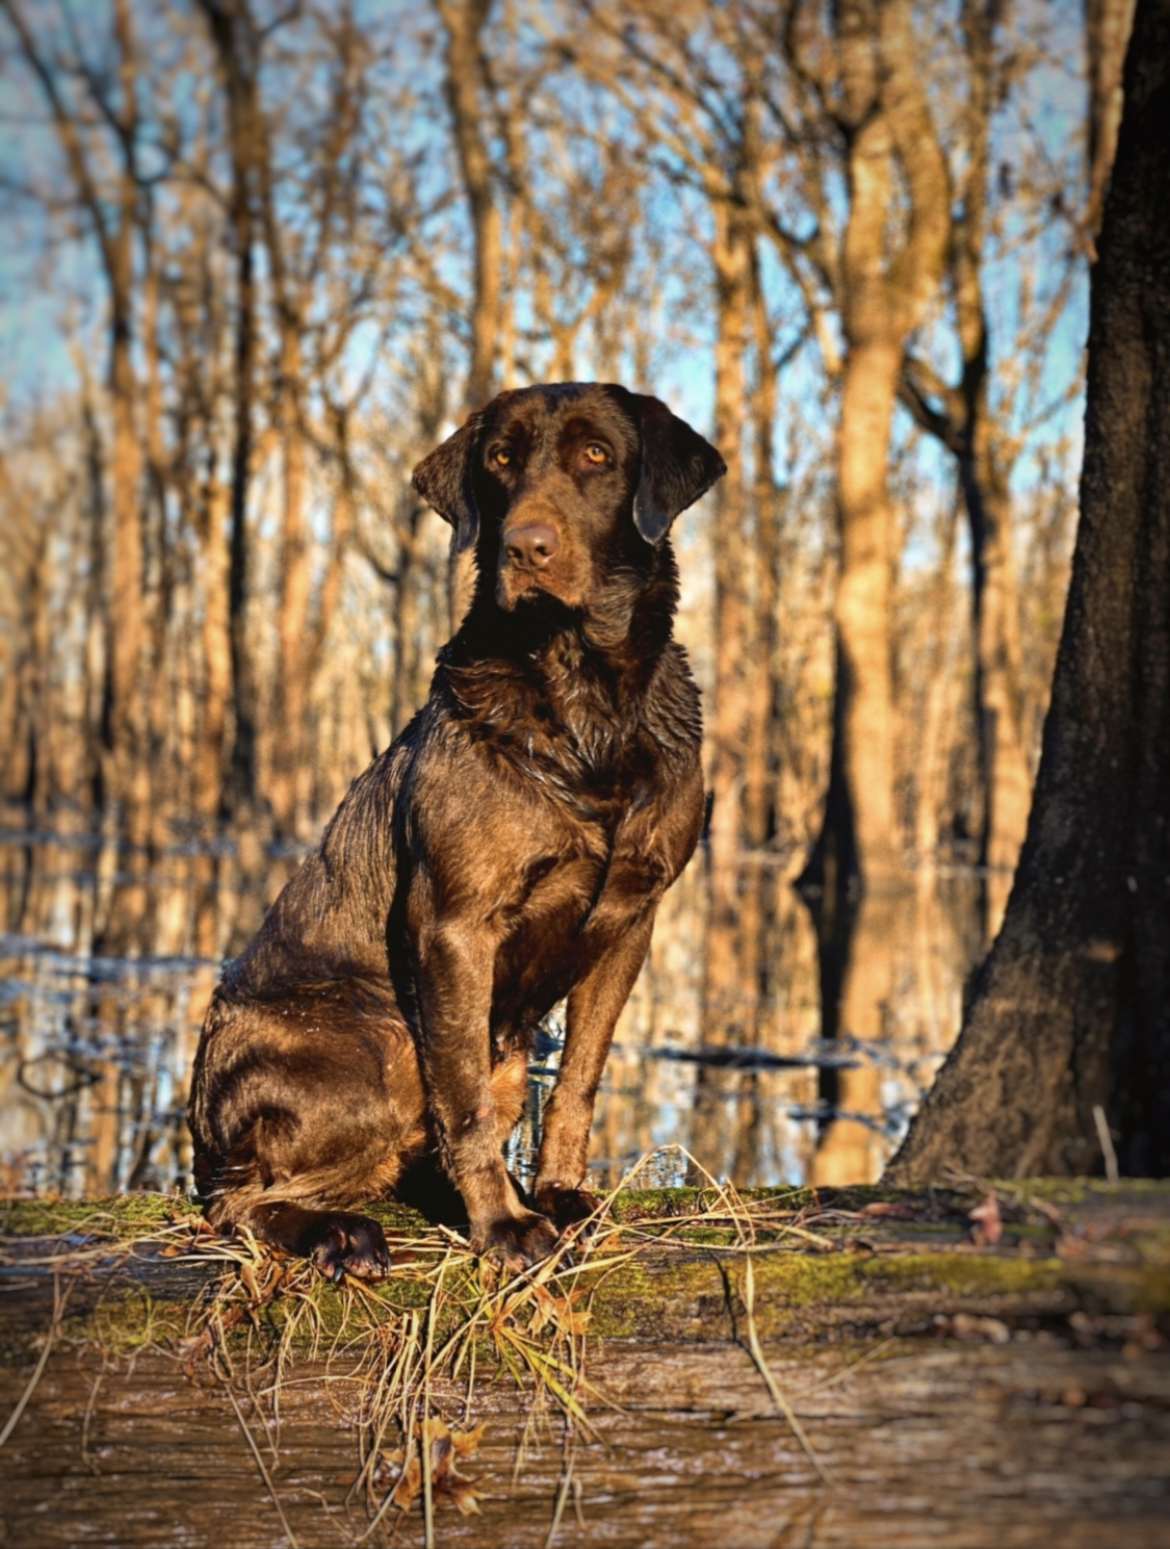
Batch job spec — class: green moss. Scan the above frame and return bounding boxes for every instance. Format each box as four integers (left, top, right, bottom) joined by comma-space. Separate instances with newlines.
580, 1247, 1082, 1339
87, 1286, 191, 1353
857, 1251, 1064, 1298
364, 1201, 437, 1233
5, 1181, 1170, 1362
0, 1193, 198, 1240
603, 1183, 947, 1222
996, 1178, 1170, 1206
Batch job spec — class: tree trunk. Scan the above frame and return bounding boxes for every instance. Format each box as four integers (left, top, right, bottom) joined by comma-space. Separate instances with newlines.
955, 0, 1029, 940
270, 324, 311, 838
801, 0, 951, 897
692, 182, 755, 1180
1084, 0, 1138, 245
200, 2, 264, 829
702, 193, 753, 1048
740, 242, 782, 1054
887, 0, 1170, 1182
794, 0, 951, 1186
439, 0, 504, 632
4, 1185, 1169, 1549
966, 446, 1031, 936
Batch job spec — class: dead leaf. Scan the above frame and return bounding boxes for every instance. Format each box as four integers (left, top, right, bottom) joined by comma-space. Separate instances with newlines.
176, 1326, 215, 1372
528, 1284, 591, 1337
969, 1191, 1003, 1247
381, 1416, 487, 1516
858, 1201, 918, 1220
177, 1303, 247, 1376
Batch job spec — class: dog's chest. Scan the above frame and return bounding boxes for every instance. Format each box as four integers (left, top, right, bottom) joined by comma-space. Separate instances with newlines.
488, 819, 651, 1028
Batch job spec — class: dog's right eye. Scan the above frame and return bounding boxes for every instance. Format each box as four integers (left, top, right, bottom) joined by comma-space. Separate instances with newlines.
491, 447, 512, 468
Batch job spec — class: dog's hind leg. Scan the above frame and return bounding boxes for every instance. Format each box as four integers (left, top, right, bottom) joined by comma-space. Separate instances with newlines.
211, 1193, 393, 1282
191, 1001, 427, 1279
201, 1107, 404, 1281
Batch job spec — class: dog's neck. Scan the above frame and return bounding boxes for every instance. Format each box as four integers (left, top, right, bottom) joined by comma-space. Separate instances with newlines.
446, 541, 679, 688
435, 544, 685, 773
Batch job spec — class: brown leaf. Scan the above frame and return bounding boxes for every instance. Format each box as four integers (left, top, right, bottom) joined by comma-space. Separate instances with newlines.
449, 1422, 487, 1459
384, 1451, 422, 1511
176, 1326, 215, 1372
858, 1201, 918, 1220
177, 1303, 247, 1375
381, 1417, 487, 1516
528, 1284, 590, 1337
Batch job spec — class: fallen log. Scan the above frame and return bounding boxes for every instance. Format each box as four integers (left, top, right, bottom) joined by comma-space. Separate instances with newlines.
1, 1180, 1168, 1547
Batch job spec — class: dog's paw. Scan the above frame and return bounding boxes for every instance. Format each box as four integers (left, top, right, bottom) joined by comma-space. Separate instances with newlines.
472, 1210, 561, 1270
308, 1212, 392, 1283
534, 1182, 602, 1236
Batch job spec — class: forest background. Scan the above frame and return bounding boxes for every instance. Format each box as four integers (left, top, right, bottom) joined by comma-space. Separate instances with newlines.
0, 0, 1134, 1199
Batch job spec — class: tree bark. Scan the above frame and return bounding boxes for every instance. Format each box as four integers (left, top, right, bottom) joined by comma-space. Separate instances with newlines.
1084, 0, 1138, 246
438, 0, 504, 631
887, 0, 1170, 1182
702, 192, 753, 1048
900, 0, 1031, 939
801, 0, 951, 896
200, 1, 265, 835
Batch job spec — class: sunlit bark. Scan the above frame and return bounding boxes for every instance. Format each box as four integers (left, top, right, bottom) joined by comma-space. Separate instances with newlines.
804, 0, 951, 896
702, 192, 753, 1046
438, 0, 503, 630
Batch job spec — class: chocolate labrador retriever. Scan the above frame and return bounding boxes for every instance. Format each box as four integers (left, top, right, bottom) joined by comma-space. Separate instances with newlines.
188, 382, 725, 1276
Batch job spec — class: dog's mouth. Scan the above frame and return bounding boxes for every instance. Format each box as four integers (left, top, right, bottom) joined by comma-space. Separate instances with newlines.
496, 566, 579, 614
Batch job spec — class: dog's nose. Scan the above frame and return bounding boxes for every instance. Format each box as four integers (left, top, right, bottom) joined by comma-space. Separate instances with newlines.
504, 522, 560, 569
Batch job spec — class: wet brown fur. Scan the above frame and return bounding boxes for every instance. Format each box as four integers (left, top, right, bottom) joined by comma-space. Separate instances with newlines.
188, 383, 725, 1276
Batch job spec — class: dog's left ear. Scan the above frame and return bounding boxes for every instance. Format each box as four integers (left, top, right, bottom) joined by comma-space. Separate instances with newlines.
629, 393, 727, 546
411, 411, 485, 554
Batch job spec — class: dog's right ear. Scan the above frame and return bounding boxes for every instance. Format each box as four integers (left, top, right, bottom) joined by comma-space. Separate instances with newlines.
411, 412, 485, 554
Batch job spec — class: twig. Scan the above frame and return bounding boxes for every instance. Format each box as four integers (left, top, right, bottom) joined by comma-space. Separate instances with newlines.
545, 1420, 578, 1549
741, 1255, 831, 1486
224, 1379, 302, 1549
0, 1269, 72, 1448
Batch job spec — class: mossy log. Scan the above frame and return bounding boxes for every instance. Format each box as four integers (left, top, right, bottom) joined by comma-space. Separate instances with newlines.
2, 1182, 1168, 1547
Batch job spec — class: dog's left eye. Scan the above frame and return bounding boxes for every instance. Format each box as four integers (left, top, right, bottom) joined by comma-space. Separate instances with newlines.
583, 443, 610, 465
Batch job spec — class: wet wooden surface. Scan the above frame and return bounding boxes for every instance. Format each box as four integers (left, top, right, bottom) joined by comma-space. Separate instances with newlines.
3, 1339, 1168, 1548
2, 1182, 1169, 1547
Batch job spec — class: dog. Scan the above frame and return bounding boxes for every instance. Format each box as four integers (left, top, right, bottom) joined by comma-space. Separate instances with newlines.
188, 382, 725, 1276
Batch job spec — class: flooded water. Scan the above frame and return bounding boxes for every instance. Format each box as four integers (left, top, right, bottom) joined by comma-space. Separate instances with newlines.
0, 816, 985, 1198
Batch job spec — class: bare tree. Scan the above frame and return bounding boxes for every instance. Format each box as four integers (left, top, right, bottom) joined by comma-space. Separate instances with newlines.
198, 0, 265, 843
792, 0, 950, 896
3, 0, 148, 846
888, 0, 1170, 1182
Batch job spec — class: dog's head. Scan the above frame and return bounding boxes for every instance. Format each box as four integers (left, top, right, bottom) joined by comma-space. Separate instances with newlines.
411, 384, 725, 616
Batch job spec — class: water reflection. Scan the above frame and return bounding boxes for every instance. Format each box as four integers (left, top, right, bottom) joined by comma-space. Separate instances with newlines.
0, 822, 983, 1197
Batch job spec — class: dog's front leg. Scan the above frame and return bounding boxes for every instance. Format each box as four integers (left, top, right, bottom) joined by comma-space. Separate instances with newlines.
533, 909, 658, 1230
411, 916, 558, 1266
